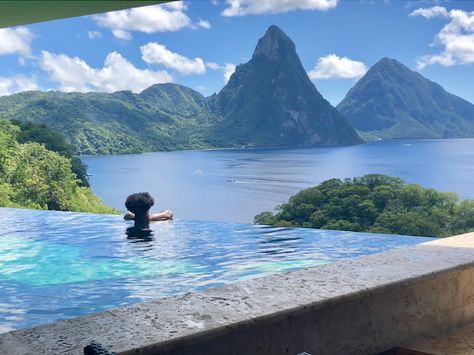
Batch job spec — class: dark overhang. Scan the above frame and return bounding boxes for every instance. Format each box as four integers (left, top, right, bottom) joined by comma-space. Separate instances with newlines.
0, 1, 170, 29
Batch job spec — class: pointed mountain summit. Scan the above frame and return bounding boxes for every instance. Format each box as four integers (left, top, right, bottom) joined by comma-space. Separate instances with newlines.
338, 58, 474, 139
210, 25, 363, 147
252, 25, 299, 62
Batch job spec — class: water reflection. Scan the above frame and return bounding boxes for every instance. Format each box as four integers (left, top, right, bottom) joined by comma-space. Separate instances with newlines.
126, 226, 154, 241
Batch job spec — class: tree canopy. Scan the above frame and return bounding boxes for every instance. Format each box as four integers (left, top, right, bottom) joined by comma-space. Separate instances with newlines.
255, 174, 474, 237
0, 119, 115, 214
13, 120, 89, 186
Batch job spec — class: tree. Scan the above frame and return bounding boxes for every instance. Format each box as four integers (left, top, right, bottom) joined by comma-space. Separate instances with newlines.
0, 119, 115, 214
254, 174, 474, 237
13, 120, 90, 186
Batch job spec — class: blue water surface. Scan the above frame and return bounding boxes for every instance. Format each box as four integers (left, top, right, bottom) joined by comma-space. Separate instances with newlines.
83, 139, 474, 223
0, 207, 432, 333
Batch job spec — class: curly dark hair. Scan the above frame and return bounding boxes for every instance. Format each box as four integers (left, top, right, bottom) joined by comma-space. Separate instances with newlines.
125, 192, 155, 215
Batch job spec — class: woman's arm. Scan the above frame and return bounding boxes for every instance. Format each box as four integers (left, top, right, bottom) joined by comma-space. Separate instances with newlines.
149, 210, 174, 221
124, 212, 135, 220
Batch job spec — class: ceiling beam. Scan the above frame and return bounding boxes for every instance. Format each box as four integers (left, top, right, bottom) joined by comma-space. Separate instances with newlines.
0, 1, 170, 29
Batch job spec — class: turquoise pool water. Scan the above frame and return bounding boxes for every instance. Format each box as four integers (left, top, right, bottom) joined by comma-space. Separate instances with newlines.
0, 207, 432, 333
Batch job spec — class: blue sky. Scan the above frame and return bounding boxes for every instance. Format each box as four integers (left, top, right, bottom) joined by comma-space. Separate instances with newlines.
0, 0, 473, 106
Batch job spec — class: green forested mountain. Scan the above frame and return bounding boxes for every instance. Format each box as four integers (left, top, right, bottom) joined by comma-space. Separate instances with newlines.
210, 25, 363, 147
0, 85, 209, 155
0, 26, 362, 155
337, 58, 474, 139
255, 174, 474, 238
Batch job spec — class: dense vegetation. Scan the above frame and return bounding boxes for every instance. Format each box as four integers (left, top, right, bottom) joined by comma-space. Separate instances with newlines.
255, 174, 474, 237
13, 120, 89, 186
0, 26, 362, 156
0, 85, 211, 155
338, 58, 474, 139
0, 119, 116, 213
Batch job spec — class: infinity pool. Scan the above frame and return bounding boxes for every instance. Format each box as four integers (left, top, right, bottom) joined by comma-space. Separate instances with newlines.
0, 207, 432, 333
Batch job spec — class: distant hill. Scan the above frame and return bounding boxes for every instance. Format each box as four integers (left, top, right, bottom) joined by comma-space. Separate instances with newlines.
210, 25, 363, 147
0, 84, 208, 155
0, 26, 363, 155
338, 58, 474, 139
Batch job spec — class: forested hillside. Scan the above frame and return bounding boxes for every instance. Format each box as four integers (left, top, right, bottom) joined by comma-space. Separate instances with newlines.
0, 84, 210, 155
0, 120, 115, 213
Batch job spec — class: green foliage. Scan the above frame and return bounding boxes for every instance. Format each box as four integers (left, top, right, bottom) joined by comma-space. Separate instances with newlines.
0, 85, 211, 155
338, 58, 474, 139
254, 174, 474, 237
0, 120, 116, 214
12, 120, 89, 186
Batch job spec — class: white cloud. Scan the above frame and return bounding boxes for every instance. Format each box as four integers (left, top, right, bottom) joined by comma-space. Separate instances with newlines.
206, 62, 220, 71
92, 2, 209, 39
223, 63, 236, 82
307, 54, 367, 80
141, 43, 206, 75
0, 27, 33, 56
409, 5, 448, 19
411, 7, 474, 69
206, 62, 236, 83
40, 51, 172, 93
197, 19, 211, 29
87, 30, 102, 39
0, 75, 38, 96
222, 0, 338, 16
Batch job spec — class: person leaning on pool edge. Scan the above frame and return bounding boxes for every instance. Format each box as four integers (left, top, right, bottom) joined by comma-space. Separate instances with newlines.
124, 192, 173, 228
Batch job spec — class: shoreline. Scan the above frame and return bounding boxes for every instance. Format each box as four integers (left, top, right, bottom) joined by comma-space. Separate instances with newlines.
78, 137, 474, 158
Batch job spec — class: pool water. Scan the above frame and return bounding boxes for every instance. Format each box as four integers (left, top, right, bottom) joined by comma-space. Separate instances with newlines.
0, 208, 432, 333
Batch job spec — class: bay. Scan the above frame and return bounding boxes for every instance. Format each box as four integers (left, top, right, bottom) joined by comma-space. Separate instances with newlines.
83, 139, 474, 224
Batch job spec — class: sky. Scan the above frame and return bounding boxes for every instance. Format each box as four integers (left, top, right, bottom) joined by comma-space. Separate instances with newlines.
0, 0, 473, 106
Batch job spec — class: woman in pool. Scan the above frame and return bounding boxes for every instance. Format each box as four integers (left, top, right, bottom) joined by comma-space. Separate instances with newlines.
123, 192, 173, 228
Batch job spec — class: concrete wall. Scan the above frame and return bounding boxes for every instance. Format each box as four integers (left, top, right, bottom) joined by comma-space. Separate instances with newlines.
2, 233, 474, 355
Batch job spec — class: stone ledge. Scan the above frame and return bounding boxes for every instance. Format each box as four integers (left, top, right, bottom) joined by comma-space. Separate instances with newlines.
1, 232, 474, 355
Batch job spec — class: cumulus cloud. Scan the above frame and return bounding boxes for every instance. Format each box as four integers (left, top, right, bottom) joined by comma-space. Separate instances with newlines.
87, 31, 102, 39
0, 75, 38, 96
206, 62, 236, 83
93, 2, 210, 39
411, 7, 474, 69
141, 43, 206, 75
222, 0, 338, 16
40, 51, 172, 93
409, 5, 449, 19
0, 27, 33, 56
307, 54, 367, 80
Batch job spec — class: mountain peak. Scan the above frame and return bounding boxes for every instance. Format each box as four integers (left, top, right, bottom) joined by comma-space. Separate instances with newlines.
338, 56, 474, 138
378, 57, 398, 64
371, 57, 406, 71
214, 25, 363, 148
252, 25, 296, 61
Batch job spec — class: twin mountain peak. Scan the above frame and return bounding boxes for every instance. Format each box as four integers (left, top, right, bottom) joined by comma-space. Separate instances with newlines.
1, 26, 473, 155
